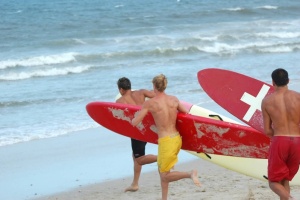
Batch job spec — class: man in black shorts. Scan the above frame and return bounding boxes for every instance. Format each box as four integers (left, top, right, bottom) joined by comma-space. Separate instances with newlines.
132, 139, 147, 158
116, 77, 157, 192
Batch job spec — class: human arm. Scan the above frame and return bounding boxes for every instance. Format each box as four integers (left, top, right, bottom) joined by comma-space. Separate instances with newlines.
132, 102, 150, 127
140, 89, 155, 99
261, 99, 274, 137
177, 100, 189, 114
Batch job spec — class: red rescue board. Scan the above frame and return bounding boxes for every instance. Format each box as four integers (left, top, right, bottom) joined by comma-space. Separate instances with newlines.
198, 68, 274, 133
86, 102, 270, 158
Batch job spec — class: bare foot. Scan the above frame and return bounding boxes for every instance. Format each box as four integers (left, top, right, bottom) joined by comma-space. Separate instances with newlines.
124, 185, 139, 192
190, 170, 201, 187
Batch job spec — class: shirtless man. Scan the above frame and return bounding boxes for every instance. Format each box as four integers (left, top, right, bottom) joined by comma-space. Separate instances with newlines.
132, 74, 201, 200
116, 77, 157, 192
261, 68, 300, 200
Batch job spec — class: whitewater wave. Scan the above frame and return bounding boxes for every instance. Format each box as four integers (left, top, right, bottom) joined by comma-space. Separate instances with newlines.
223, 5, 278, 12
255, 32, 300, 39
0, 123, 98, 147
223, 7, 245, 12
258, 45, 300, 53
0, 65, 92, 81
0, 52, 78, 69
256, 5, 278, 10
0, 96, 86, 108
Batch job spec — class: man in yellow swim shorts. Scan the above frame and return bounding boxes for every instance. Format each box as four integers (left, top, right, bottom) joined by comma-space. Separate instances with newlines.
132, 74, 201, 200
158, 132, 181, 173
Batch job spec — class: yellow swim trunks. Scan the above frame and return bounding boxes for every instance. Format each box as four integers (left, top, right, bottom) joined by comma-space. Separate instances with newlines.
157, 133, 182, 173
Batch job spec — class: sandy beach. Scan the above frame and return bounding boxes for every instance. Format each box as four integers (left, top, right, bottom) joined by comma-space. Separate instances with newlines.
1, 114, 300, 200
2, 0, 300, 199
33, 160, 300, 200
34, 153, 300, 200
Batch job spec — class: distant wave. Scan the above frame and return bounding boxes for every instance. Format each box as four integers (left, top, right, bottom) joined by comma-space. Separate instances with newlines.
0, 123, 98, 147
72, 38, 87, 44
222, 7, 245, 12
154, 40, 299, 55
256, 5, 278, 10
255, 32, 300, 39
258, 44, 300, 53
0, 96, 85, 108
0, 65, 92, 81
0, 52, 78, 69
222, 5, 278, 13
79, 38, 300, 59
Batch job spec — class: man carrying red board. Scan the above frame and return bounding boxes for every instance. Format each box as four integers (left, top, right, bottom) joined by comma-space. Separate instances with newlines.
116, 77, 157, 192
132, 74, 201, 200
261, 68, 300, 200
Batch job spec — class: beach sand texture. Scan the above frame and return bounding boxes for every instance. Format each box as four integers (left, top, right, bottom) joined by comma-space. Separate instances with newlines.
2, 99, 300, 200
34, 157, 300, 200
2, 125, 300, 200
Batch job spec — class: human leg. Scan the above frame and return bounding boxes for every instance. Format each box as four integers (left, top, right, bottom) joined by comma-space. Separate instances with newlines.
267, 137, 292, 199
160, 172, 169, 200
159, 170, 201, 200
157, 134, 200, 199
135, 154, 157, 165
125, 139, 154, 192
125, 154, 142, 192
269, 181, 290, 200
281, 179, 290, 194
160, 170, 201, 186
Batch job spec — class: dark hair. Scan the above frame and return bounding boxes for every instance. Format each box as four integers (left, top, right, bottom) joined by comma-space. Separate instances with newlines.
152, 74, 167, 92
117, 77, 131, 90
271, 68, 289, 86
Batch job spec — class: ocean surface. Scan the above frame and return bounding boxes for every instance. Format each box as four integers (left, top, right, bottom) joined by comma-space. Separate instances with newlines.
1, 0, 300, 146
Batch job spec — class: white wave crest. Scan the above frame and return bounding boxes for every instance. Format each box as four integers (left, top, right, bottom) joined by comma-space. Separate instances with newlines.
0, 52, 78, 69
195, 41, 278, 54
0, 123, 98, 147
256, 32, 300, 39
223, 7, 244, 11
259, 46, 295, 53
0, 65, 92, 81
257, 5, 278, 10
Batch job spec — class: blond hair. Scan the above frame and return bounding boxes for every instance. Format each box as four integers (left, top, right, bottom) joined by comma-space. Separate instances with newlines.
152, 74, 167, 92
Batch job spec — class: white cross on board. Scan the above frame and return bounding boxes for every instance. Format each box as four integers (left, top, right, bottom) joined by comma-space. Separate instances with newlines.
240, 84, 270, 122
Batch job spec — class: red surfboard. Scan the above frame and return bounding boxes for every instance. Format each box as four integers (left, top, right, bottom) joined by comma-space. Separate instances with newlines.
197, 68, 274, 133
86, 102, 270, 159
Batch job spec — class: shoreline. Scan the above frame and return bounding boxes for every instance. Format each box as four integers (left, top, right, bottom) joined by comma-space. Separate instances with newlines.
2, 100, 300, 199
0, 127, 194, 200
34, 157, 300, 200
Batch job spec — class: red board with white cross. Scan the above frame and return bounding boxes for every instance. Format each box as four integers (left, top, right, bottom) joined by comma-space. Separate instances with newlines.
197, 68, 274, 133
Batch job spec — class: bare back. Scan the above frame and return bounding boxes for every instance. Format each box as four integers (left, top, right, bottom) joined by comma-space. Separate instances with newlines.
262, 88, 300, 136
116, 89, 155, 106
145, 92, 187, 138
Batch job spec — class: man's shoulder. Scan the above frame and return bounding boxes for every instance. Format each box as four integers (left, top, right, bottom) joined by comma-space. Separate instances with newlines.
167, 94, 179, 101
290, 89, 300, 96
262, 93, 274, 106
132, 89, 147, 98
116, 96, 125, 103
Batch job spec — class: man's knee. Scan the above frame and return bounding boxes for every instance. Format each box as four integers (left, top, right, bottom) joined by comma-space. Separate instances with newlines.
135, 156, 144, 165
160, 172, 169, 182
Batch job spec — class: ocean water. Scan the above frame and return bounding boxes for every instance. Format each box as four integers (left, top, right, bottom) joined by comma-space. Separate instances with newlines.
1, 0, 300, 147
